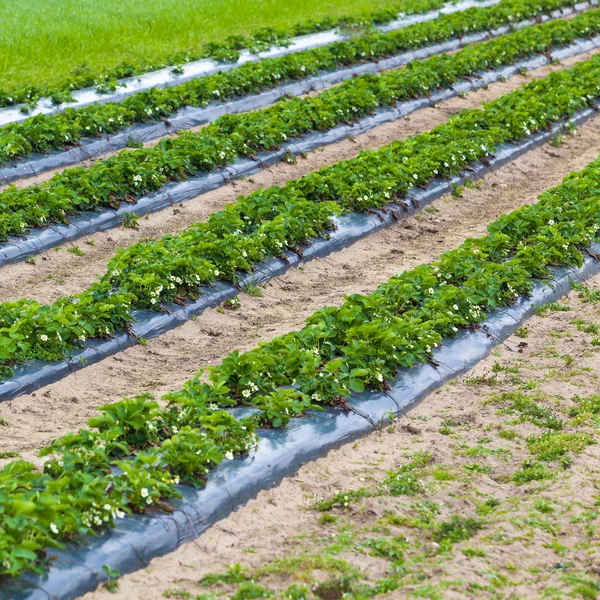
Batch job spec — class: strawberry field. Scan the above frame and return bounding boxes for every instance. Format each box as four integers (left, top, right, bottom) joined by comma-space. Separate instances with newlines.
1, 0, 600, 598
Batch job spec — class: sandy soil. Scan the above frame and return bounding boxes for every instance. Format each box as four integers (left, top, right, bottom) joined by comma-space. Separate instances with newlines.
0, 48, 598, 306
81, 275, 600, 600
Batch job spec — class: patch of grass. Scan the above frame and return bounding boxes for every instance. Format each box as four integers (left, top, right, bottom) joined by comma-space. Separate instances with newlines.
464, 463, 492, 475
568, 394, 600, 424
382, 451, 432, 496
456, 442, 511, 459
318, 513, 338, 526
464, 373, 498, 386
491, 362, 520, 374
67, 246, 84, 256
0, 0, 418, 92
462, 547, 487, 558
0, 451, 19, 459
312, 488, 372, 512
230, 582, 270, 600
258, 553, 356, 579
576, 321, 599, 335
563, 573, 600, 599
536, 302, 571, 317
487, 392, 564, 430
512, 460, 553, 485
526, 431, 595, 462
163, 591, 195, 599
498, 429, 517, 440
572, 282, 600, 305
533, 498, 554, 514
476, 498, 501, 516
411, 583, 445, 599
432, 467, 455, 482
360, 535, 407, 562
514, 327, 528, 338
432, 516, 484, 548
313, 576, 359, 600
199, 564, 249, 587
243, 283, 264, 297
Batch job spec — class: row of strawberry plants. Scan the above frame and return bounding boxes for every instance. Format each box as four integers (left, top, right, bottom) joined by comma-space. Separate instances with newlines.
1, 5, 598, 247
0, 0, 582, 164
0, 55, 599, 383
2, 131, 599, 581
0, 0, 475, 110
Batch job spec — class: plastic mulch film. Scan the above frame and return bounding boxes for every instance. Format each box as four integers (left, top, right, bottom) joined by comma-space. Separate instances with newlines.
0, 97, 598, 405
2, 250, 599, 600
0, 0, 594, 186
0, 32, 598, 274
0, 0, 501, 129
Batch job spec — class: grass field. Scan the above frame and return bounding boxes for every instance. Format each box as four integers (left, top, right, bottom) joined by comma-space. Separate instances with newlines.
0, 0, 412, 93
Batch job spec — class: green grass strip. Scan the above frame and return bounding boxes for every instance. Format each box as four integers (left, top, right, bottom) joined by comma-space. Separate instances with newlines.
1, 113, 599, 582
0, 0, 582, 164
0, 54, 600, 379
0, 0, 471, 109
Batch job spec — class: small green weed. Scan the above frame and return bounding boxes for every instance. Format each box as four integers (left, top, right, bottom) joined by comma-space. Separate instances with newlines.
102, 565, 120, 593
383, 452, 432, 496
122, 212, 140, 229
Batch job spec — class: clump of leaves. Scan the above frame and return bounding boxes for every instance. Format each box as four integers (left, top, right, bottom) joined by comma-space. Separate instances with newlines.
487, 392, 564, 430
122, 212, 140, 229
432, 515, 484, 549
102, 565, 121, 593
526, 431, 595, 462
512, 460, 553, 485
